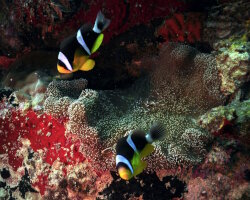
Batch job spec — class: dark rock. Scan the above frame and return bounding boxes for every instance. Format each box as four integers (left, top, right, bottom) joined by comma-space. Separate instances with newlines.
0, 88, 13, 100
98, 171, 186, 200
0, 168, 11, 179
244, 169, 250, 181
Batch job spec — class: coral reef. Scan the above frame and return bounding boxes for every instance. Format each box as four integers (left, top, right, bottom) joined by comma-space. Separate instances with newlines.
202, 0, 249, 46
202, 0, 250, 96
44, 162, 113, 199
0, 0, 249, 199
198, 98, 250, 136
0, 0, 187, 57
90, 22, 159, 89
0, 165, 42, 199
44, 78, 88, 118
185, 174, 232, 199
99, 171, 186, 200
3, 51, 58, 89
0, 0, 82, 56
1, 51, 60, 110
43, 43, 222, 170
215, 36, 250, 96
0, 100, 90, 198
185, 141, 250, 200
148, 43, 226, 115
156, 13, 203, 44
0, 88, 13, 101
44, 79, 114, 170
0, 56, 15, 70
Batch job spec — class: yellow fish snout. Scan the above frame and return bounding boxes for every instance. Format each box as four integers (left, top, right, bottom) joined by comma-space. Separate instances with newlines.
118, 166, 132, 181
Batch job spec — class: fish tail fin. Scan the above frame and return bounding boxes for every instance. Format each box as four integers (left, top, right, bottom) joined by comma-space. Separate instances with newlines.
146, 122, 166, 143
93, 11, 110, 33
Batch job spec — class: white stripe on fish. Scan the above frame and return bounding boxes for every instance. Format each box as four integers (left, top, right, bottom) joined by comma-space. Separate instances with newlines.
58, 52, 73, 71
76, 29, 91, 55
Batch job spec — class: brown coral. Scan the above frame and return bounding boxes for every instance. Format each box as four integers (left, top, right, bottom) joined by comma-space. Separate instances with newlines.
156, 12, 203, 44
44, 161, 113, 200
44, 79, 88, 118
203, 0, 250, 45
41, 41, 232, 173
149, 42, 226, 115
45, 78, 88, 99
215, 38, 250, 96
43, 43, 224, 170
44, 80, 114, 170
201, 0, 250, 96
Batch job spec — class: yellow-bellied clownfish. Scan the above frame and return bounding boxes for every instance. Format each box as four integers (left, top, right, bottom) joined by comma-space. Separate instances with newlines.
57, 11, 110, 74
116, 123, 166, 180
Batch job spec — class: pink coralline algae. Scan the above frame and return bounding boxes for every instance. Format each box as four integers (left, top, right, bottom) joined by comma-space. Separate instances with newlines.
41, 43, 223, 172
0, 0, 187, 56
186, 159, 250, 199
156, 13, 203, 44
0, 0, 250, 199
0, 56, 16, 69
44, 79, 115, 171
0, 102, 87, 196
53, 0, 187, 43
149, 42, 226, 115
184, 137, 250, 200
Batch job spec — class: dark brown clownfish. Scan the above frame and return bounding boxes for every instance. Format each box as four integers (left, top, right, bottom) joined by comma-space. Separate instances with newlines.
57, 11, 110, 74
116, 123, 166, 180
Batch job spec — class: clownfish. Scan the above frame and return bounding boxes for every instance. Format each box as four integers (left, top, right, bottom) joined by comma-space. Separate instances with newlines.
57, 11, 110, 74
116, 123, 166, 180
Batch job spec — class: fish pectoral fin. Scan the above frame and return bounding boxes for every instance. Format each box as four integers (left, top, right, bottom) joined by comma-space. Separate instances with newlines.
134, 160, 147, 177
91, 33, 104, 54
73, 49, 89, 68
79, 59, 95, 71
140, 144, 154, 158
